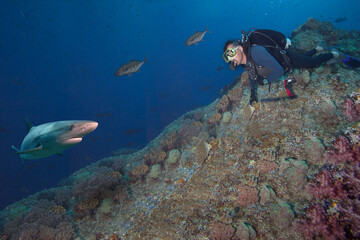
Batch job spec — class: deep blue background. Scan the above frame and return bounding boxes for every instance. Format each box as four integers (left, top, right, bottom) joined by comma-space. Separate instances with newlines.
0, 0, 359, 210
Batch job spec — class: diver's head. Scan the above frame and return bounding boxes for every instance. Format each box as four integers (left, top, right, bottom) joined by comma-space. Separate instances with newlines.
223, 40, 245, 70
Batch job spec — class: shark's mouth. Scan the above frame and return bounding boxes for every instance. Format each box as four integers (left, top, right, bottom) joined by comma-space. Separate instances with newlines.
64, 138, 83, 145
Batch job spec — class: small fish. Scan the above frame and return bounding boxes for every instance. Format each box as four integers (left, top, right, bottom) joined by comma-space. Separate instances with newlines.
215, 66, 224, 72
26, 163, 38, 171
335, 17, 346, 23
0, 126, 11, 133
47, 162, 56, 170
95, 112, 113, 118
200, 85, 213, 92
12, 79, 26, 85
160, 92, 171, 98
124, 128, 143, 136
126, 141, 135, 147
114, 56, 148, 76
185, 27, 209, 46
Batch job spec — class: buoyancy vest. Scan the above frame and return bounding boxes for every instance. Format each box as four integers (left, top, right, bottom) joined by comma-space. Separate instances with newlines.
240, 29, 294, 85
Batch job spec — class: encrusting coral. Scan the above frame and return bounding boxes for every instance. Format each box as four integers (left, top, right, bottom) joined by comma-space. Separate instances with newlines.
1, 18, 360, 239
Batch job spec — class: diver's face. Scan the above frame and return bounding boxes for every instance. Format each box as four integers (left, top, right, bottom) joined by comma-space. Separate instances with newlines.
227, 44, 245, 67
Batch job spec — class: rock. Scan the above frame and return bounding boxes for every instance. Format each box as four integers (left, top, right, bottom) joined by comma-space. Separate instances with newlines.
149, 164, 161, 178
221, 111, 232, 124
234, 221, 257, 240
98, 198, 114, 215
259, 185, 277, 204
304, 136, 325, 165
195, 140, 211, 165
285, 159, 309, 195
166, 149, 181, 164
240, 105, 255, 122
270, 200, 295, 231
302, 70, 311, 85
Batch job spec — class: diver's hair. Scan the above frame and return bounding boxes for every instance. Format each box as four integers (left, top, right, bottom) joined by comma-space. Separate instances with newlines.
223, 40, 242, 52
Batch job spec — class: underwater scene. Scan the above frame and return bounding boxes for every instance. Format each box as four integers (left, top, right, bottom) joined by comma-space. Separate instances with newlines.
1, 0, 360, 239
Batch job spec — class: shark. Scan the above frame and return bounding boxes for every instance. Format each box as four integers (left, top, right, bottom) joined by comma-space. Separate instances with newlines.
12, 119, 98, 165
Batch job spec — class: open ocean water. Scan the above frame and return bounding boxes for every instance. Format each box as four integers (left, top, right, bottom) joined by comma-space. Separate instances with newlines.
0, 0, 359, 210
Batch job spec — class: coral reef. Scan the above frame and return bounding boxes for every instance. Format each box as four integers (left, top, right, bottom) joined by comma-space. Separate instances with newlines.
1, 18, 360, 239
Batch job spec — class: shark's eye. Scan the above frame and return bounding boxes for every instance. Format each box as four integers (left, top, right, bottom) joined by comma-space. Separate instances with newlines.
70, 125, 75, 130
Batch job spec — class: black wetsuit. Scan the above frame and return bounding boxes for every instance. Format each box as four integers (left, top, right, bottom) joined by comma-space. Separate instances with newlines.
247, 45, 333, 103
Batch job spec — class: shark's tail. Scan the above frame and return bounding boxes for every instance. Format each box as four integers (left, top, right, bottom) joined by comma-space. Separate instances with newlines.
11, 145, 25, 168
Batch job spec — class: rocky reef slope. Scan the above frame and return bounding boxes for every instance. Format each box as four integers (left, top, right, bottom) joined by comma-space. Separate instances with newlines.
1, 18, 360, 240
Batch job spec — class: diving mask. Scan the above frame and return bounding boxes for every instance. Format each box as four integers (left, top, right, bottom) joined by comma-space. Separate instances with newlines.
223, 46, 239, 63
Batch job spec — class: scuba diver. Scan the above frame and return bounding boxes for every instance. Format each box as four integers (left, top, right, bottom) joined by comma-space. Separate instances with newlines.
222, 29, 340, 105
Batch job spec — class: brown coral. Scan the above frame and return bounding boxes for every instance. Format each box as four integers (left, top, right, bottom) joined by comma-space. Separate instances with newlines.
208, 112, 222, 124
161, 130, 178, 151
131, 164, 149, 177
106, 171, 122, 179
149, 150, 167, 164
227, 86, 243, 104
48, 205, 66, 214
78, 198, 100, 210
217, 95, 230, 113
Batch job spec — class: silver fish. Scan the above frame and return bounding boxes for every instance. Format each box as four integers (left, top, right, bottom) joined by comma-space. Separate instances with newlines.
114, 56, 148, 76
185, 27, 209, 46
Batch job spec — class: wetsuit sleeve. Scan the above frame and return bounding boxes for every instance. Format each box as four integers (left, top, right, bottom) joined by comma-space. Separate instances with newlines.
251, 46, 284, 83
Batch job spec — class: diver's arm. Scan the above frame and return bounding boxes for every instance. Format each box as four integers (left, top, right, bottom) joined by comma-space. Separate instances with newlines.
250, 79, 258, 105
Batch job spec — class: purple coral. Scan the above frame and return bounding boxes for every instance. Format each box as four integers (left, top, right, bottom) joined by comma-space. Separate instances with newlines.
342, 98, 360, 122
300, 135, 360, 239
326, 136, 360, 164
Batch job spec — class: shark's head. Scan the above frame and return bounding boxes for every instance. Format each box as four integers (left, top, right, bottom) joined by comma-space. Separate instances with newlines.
56, 120, 98, 145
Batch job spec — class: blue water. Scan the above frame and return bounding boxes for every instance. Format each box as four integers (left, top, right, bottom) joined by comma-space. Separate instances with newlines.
0, 0, 359, 210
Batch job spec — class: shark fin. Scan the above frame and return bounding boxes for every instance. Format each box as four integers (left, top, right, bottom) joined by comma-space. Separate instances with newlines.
25, 118, 34, 133
11, 145, 25, 168
15, 146, 43, 155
